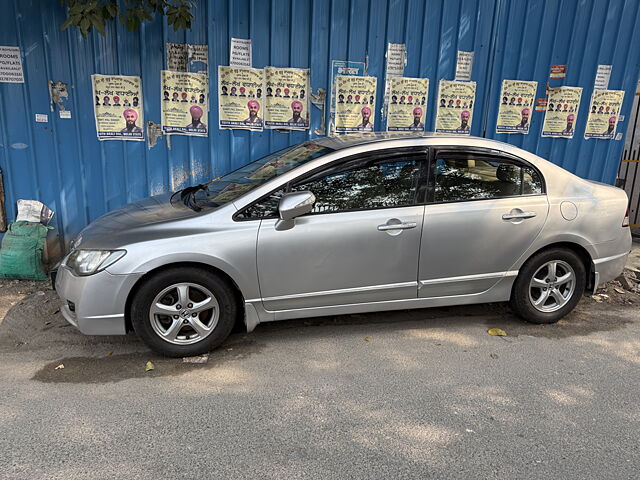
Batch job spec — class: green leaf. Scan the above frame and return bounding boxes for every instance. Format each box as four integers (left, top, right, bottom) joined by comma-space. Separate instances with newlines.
60, 17, 74, 31
80, 16, 91, 33
93, 16, 105, 35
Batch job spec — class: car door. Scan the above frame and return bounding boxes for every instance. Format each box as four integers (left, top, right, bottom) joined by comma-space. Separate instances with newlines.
418, 148, 549, 298
254, 148, 428, 311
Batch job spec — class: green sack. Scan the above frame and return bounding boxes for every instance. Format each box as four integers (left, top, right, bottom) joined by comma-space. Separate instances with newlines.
0, 221, 53, 281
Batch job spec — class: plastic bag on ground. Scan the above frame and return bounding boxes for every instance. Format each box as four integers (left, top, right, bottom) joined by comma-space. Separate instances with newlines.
0, 221, 53, 281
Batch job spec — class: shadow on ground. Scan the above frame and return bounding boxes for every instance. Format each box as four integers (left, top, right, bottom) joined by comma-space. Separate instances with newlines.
0, 280, 636, 384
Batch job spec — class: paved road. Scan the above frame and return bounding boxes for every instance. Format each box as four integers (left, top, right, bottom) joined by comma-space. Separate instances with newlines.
1, 279, 639, 480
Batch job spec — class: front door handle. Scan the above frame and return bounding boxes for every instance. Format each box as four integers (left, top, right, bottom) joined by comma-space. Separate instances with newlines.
502, 211, 537, 220
377, 222, 417, 231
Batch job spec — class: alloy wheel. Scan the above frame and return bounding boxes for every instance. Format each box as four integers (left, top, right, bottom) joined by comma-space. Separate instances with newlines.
528, 260, 576, 313
149, 282, 220, 345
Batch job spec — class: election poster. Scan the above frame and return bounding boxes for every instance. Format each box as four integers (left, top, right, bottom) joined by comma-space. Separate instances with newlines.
435, 80, 476, 135
264, 67, 310, 130
91, 74, 144, 141
584, 89, 624, 140
541, 86, 582, 138
496, 80, 538, 134
161, 71, 209, 136
330, 60, 366, 114
334, 75, 377, 133
218, 66, 265, 131
386, 77, 429, 131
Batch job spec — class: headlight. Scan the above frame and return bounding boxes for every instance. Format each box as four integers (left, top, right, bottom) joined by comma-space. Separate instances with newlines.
65, 249, 126, 276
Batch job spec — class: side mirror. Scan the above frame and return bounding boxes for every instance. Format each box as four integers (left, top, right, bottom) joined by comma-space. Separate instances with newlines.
276, 191, 316, 231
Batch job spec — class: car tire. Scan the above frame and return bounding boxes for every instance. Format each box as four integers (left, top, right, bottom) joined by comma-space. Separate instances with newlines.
510, 248, 586, 324
131, 267, 238, 357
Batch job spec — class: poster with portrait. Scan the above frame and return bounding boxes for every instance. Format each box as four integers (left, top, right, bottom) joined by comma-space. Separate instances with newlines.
334, 75, 377, 133
91, 75, 144, 141
330, 60, 366, 114
386, 77, 429, 131
264, 67, 310, 130
584, 89, 624, 139
496, 80, 537, 134
541, 86, 582, 138
435, 80, 476, 135
160, 71, 209, 136
218, 66, 265, 131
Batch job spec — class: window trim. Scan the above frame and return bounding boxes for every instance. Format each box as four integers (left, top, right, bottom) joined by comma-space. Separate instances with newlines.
233, 146, 430, 221
427, 146, 547, 205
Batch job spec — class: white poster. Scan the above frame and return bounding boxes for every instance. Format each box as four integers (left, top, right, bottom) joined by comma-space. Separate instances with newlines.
0, 46, 24, 83
166, 43, 208, 73
230, 38, 252, 67
594, 65, 612, 91
385, 43, 406, 77
455, 51, 474, 81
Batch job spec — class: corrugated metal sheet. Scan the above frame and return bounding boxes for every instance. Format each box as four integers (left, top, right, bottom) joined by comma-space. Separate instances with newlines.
0, 0, 639, 258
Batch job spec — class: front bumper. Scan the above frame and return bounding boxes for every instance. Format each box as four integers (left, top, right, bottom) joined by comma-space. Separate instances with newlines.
55, 265, 143, 335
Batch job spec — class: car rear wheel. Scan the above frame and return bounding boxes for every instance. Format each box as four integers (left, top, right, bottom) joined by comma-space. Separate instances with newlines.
510, 248, 586, 324
131, 267, 238, 357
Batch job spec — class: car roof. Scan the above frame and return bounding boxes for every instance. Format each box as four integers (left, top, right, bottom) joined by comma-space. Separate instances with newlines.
313, 132, 514, 152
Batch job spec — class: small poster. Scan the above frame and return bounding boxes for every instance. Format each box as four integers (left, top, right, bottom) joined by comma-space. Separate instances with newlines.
541, 86, 582, 138
496, 80, 537, 134
385, 43, 406, 77
535, 98, 547, 111
334, 75, 377, 133
550, 65, 567, 79
435, 80, 476, 135
230, 38, 252, 67
594, 65, 612, 90
161, 71, 209, 136
166, 43, 208, 73
218, 66, 265, 131
330, 60, 366, 114
387, 77, 429, 131
455, 51, 474, 81
0, 46, 24, 83
264, 67, 310, 130
584, 89, 624, 139
91, 74, 144, 141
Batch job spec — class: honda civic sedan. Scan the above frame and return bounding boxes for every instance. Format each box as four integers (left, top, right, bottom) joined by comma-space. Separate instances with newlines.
55, 133, 632, 357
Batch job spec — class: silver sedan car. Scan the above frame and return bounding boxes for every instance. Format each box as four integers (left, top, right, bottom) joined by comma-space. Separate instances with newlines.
55, 134, 632, 357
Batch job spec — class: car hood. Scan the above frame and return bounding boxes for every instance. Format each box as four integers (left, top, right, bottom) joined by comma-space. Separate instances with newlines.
73, 193, 211, 249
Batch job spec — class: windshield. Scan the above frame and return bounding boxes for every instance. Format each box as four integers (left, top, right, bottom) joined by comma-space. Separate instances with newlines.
175, 141, 334, 210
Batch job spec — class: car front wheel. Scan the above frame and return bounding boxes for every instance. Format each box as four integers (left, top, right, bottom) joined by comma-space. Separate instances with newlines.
510, 248, 586, 324
131, 267, 238, 357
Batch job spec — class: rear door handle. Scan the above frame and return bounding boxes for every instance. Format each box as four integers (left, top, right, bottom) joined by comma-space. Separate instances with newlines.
502, 211, 537, 220
377, 222, 417, 231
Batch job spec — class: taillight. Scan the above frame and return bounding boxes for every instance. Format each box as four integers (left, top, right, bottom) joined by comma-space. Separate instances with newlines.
623, 208, 630, 227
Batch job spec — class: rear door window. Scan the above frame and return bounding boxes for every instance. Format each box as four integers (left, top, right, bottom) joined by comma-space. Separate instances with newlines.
433, 151, 543, 203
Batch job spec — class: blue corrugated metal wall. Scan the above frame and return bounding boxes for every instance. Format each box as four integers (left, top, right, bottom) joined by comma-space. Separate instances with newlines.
0, 0, 639, 258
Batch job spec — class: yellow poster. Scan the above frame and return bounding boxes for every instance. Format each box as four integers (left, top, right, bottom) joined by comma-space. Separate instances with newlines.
435, 80, 476, 134
585, 89, 624, 139
264, 67, 310, 130
541, 86, 582, 138
161, 71, 209, 136
218, 66, 265, 131
387, 77, 429, 131
91, 75, 144, 141
496, 80, 537, 134
334, 75, 377, 133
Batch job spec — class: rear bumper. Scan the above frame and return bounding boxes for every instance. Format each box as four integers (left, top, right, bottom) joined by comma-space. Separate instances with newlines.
55, 265, 142, 335
592, 251, 629, 291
